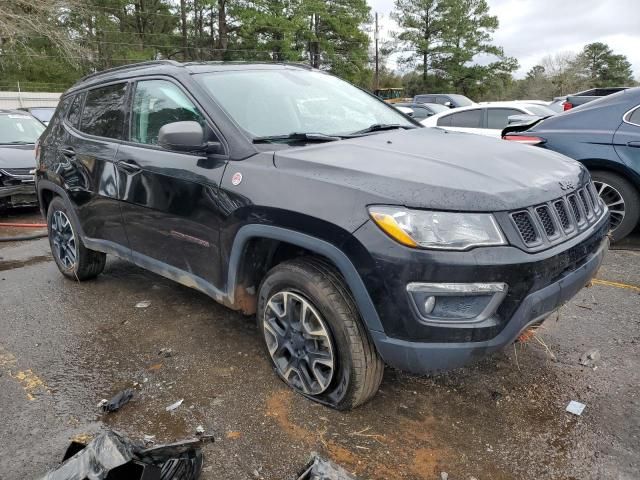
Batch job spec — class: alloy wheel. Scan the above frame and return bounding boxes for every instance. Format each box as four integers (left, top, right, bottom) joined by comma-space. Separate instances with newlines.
263, 291, 335, 395
593, 180, 625, 231
50, 210, 77, 269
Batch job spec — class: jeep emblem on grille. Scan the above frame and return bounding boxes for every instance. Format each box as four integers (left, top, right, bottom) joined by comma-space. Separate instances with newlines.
559, 180, 575, 191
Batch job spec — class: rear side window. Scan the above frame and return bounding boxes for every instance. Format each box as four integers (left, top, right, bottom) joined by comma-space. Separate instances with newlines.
80, 83, 128, 139
66, 93, 85, 128
439, 109, 482, 128
486, 108, 523, 129
628, 107, 640, 125
131, 79, 206, 145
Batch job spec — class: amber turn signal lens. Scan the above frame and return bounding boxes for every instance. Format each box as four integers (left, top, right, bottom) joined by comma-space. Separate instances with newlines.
369, 211, 418, 247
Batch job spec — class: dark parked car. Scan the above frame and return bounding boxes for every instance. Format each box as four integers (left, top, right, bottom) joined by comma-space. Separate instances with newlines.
564, 87, 629, 111
37, 61, 608, 409
504, 87, 640, 241
0, 110, 45, 210
412, 93, 475, 109
19, 106, 57, 126
393, 102, 448, 120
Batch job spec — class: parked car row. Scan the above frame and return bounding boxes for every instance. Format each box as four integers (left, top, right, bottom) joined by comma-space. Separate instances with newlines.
420, 101, 556, 138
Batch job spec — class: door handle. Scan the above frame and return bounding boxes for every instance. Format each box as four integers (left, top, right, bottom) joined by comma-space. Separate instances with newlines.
627, 141, 640, 148
59, 147, 75, 157
118, 160, 142, 173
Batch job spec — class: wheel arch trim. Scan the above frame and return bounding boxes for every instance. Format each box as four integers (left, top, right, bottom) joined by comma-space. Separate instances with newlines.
580, 159, 640, 191
226, 224, 384, 333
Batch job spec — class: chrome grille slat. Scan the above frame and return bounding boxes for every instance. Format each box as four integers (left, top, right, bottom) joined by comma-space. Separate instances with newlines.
554, 200, 572, 231
579, 189, 593, 218
535, 205, 557, 238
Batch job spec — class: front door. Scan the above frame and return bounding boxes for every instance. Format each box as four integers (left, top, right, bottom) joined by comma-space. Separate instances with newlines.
116, 78, 227, 287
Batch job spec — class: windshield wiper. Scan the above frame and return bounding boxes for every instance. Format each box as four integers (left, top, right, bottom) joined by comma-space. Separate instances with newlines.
346, 123, 417, 136
252, 132, 342, 144
0, 141, 35, 145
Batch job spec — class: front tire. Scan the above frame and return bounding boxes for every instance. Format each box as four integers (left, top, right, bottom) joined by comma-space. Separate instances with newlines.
257, 257, 384, 410
47, 196, 106, 280
591, 170, 640, 242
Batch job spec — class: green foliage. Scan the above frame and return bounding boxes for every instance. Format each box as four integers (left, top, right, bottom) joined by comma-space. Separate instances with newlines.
392, 0, 518, 98
0, 0, 371, 89
576, 42, 635, 87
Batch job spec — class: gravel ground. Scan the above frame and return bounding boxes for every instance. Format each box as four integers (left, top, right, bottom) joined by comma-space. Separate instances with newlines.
1, 209, 639, 480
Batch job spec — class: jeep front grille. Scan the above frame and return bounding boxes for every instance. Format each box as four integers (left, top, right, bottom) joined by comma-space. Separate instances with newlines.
512, 211, 539, 245
509, 182, 607, 250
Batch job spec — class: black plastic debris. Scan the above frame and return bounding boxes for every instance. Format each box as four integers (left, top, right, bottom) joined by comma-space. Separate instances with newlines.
101, 388, 134, 413
40, 430, 214, 480
296, 456, 359, 480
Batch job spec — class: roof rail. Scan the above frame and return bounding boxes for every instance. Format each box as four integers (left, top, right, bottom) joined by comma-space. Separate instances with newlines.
78, 60, 182, 83
182, 60, 314, 70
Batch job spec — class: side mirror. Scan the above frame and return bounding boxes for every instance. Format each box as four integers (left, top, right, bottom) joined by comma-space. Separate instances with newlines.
158, 121, 205, 152
444, 101, 453, 108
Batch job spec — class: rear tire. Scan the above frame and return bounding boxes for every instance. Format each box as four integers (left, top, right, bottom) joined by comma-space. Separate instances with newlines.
591, 170, 640, 242
47, 196, 106, 280
257, 257, 384, 410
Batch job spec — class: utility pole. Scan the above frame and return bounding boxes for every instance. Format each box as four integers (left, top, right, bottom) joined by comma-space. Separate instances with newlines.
374, 12, 379, 91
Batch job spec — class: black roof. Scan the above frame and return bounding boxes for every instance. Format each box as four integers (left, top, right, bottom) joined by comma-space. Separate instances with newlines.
68, 60, 314, 94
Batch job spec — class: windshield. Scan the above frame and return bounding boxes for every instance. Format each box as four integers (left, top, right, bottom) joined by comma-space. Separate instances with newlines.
196, 69, 414, 138
0, 114, 45, 144
525, 105, 556, 116
449, 95, 474, 107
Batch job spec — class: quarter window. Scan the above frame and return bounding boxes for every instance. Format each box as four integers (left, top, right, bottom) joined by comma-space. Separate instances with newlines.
79, 83, 128, 139
67, 93, 85, 128
628, 106, 640, 125
131, 80, 205, 145
486, 108, 523, 129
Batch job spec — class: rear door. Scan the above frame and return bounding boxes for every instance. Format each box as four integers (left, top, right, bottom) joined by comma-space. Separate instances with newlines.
437, 109, 485, 136
60, 83, 130, 248
485, 108, 525, 138
116, 77, 228, 287
613, 105, 640, 176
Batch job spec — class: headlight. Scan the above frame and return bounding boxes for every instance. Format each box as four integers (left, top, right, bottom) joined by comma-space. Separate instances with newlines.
368, 206, 507, 250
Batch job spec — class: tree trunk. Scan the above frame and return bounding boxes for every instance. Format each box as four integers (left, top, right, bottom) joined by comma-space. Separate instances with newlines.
216, 0, 228, 60
180, 0, 188, 60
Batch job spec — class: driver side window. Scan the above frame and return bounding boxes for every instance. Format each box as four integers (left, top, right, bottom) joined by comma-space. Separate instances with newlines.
131, 79, 205, 145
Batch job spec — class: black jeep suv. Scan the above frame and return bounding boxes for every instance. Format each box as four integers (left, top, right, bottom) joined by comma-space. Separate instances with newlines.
37, 61, 609, 409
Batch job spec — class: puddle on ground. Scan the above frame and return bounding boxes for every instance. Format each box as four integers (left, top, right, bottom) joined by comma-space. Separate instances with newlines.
0, 255, 51, 272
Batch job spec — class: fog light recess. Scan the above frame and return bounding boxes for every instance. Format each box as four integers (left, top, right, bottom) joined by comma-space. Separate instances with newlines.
407, 282, 508, 325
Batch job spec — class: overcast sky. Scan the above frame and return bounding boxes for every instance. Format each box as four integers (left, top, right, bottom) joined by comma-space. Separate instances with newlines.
368, 0, 640, 79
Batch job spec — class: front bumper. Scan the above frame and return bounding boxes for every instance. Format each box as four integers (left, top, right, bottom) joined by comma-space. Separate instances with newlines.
0, 184, 37, 207
370, 235, 607, 374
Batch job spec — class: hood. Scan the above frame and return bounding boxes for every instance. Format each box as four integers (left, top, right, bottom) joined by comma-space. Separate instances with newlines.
273, 128, 589, 211
0, 144, 36, 169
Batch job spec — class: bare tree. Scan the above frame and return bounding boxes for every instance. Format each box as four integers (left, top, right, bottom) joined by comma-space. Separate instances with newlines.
0, 0, 91, 64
